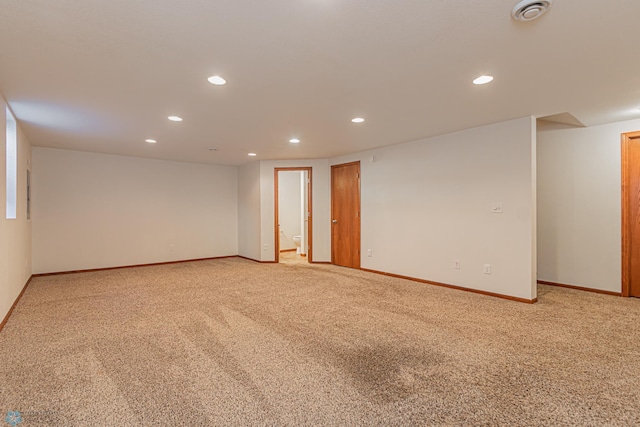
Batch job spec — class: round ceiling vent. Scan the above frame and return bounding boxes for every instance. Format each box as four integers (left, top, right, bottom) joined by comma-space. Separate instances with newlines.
511, 0, 552, 22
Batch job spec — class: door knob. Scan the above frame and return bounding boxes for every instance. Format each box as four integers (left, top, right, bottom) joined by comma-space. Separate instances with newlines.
332, 219, 338, 224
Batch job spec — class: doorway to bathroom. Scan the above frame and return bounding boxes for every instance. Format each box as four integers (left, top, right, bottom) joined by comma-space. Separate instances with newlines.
274, 167, 312, 264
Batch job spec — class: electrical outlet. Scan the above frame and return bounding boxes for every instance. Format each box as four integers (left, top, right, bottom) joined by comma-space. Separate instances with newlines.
454, 260, 461, 269
483, 264, 491, 274
491, 203, 503, 213
263, 244, 268, 251
169, 244, 175, 252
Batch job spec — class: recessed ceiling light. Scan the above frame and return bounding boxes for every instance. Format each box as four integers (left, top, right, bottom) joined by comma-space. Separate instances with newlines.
168, 116, 183, 122
248, 153, 257, 157
207, 75, 227, 86
473, 75, 494, 85
351, 117, 365, 123
208, 147, 218, 151
145, 139, 157, 144
289, 138, 300, 144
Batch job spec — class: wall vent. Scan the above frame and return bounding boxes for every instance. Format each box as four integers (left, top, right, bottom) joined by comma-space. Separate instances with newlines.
511, 0, 552, 22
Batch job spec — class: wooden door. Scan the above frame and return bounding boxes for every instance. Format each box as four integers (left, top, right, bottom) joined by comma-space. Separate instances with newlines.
331, 162, 361, 268
622, 131, 640, 297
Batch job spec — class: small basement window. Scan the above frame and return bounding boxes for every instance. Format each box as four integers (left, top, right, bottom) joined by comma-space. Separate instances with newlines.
6, 107, 17, 219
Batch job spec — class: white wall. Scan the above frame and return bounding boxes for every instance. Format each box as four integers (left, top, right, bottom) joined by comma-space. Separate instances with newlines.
537, 118, 640, 292
238, 161, 262, 260
277, 171, 302, 251
0, 97, 32, 323
260, 160, 331, 262
331, 117, 537, 301
32, 148, 238, 274
21, 112, 636, 298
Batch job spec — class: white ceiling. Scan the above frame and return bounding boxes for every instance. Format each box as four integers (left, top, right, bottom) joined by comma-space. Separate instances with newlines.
1, 0, 639, 166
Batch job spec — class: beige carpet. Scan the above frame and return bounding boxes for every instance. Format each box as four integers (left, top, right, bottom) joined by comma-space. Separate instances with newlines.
279, 251, 308, 265
1, 258, 639, 426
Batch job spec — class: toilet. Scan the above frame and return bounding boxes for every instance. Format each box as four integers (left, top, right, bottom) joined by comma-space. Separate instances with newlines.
292, 236, 302, 254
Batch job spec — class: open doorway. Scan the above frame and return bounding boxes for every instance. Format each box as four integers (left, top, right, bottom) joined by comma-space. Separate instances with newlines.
275, 167, 312, 264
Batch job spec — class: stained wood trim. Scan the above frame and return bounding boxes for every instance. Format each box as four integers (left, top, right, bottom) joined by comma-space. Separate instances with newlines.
0, 275, 33, 334
275, 169, 279, 263
310, 261, 331, 264
237, 256, 278, 264
361, 268, 538, 304
537, 280, 622, 296
279, 249, 297, 253
33, 256, 238, 277
274, 167, 313, 264
621, 131, 640, 297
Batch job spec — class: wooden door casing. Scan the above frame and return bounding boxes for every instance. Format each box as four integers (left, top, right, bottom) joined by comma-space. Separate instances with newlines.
274, 167, 313, 264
